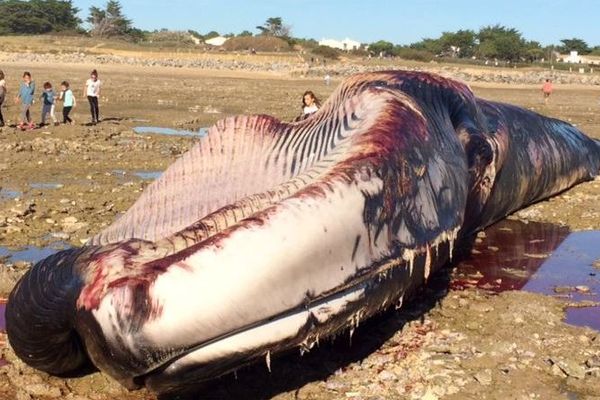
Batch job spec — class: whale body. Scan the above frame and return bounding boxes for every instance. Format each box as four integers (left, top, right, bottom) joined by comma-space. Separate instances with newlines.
7, 71, 600, 393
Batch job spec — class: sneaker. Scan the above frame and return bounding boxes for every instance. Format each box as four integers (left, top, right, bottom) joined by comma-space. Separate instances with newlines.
17, 122, 25, 130
28, 123, 36, 130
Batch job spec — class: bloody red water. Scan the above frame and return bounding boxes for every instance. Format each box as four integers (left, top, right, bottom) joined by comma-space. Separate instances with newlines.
452, 219, 600, 331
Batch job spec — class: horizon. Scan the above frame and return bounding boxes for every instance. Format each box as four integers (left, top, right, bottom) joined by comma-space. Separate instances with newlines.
70, 0, 600, 47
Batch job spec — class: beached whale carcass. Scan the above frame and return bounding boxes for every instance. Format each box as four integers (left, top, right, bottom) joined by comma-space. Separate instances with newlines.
7, 71, 600, 393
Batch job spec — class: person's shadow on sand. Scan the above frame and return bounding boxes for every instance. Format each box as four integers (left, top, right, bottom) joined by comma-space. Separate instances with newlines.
82, 117, 128, 126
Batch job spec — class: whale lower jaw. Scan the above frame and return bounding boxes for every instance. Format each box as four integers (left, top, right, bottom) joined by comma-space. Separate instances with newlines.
136, 229, 457, 393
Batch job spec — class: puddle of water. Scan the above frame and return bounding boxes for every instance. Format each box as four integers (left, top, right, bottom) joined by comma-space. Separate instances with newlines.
523, 230, 600, 329
451, 220, 570, 291
29, 183, 63, 190
134, 171, 162, 180
0, 242, 70, 264
111, 169, 126, 177
452, 219, 600, 331
111, 170, 163, 180
0, 188, 21, 200
133, 126, 209, 137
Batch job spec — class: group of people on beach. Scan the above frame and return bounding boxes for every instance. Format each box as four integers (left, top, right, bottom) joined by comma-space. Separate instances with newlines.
0, 68, 102, 130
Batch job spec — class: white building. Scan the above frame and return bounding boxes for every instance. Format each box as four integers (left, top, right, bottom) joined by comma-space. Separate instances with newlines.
564, 50, 581, 63
205, 36, 228, 46
560, 50, 600, 65
318, 38, 362, 51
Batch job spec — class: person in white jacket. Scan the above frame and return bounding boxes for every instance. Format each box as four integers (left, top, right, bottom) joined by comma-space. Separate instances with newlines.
83, 69, 102, 124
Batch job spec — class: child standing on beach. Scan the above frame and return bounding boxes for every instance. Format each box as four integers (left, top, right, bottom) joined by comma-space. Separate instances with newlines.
84, 69, 101, 124
302, 90, 320, 115
40, 82, 58, 126
59, 81, 76, 124
0, 70, 6, 127
15, 71, 35, 130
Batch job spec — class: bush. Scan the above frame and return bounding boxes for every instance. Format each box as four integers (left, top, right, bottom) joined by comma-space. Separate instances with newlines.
146, 30, 194, 45
222, 36, 290, 52
350, 48, 369, 57
286, 37, 318, 50
394, 48, 435, 62
311, 45, 341, 60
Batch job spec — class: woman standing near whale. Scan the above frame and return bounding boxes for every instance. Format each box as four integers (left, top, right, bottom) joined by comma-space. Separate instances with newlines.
83, 69, 101, 124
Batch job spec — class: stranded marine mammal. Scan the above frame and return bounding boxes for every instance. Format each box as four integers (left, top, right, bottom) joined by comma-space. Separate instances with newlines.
7, 71, 600, 393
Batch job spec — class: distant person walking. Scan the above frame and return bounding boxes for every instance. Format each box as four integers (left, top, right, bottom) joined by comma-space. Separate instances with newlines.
15, 71, 35, 130
40, 82, 58, 126
84, 69, 101, 124
542, 78, 553, 105
59, 81, 76, 124
0, 70, 6, 127
302, 90, 320, 116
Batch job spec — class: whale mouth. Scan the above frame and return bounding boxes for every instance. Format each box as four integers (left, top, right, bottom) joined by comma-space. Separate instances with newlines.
134, 283, 370, 392
131, 229, 457, 393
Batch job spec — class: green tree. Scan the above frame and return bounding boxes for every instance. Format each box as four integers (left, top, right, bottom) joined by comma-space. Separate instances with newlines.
439, 30, 476, 58
87, 0, 134, 39
476, 25, 526, 61
238, 30, 253, 37
410, 38, 443, 56
476, 40, 498, 59
256, 17, 291, 38
368, 40, 395, 56
560, 38, 591, 54
523, 40, 544, 62
0, 0, 81, 34
204, 30, 220, 39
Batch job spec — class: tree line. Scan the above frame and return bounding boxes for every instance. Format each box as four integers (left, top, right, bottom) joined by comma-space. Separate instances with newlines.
0, 0, 80, 34
0, 1, 598, 63
0, 0, 139, 39
368, 25, 600, 62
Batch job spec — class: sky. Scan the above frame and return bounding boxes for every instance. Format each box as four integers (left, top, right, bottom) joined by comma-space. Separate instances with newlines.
72, 0, 600, 46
